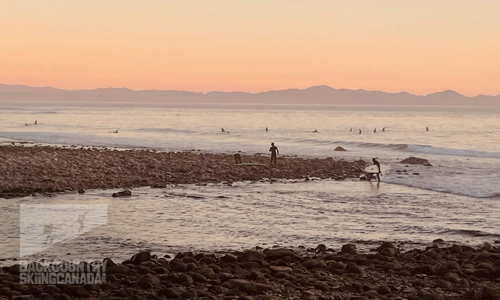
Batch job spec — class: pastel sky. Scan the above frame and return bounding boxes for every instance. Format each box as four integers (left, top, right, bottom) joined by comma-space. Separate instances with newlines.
1, 0, 499, 96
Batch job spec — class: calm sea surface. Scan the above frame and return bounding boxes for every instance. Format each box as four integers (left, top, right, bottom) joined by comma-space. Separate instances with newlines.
1, 102, 499, 263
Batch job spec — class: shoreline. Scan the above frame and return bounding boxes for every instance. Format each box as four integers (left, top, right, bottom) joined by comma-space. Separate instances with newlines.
2, 242, 500, 299
0, 144, 367, 199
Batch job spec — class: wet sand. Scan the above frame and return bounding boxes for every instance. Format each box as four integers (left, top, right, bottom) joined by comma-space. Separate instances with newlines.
0, 145, 367, 199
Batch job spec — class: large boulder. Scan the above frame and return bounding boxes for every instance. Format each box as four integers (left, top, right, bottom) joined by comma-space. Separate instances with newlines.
400, 157, 431, 165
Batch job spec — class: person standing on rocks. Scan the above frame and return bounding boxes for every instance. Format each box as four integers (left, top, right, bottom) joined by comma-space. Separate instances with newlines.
269, 142, 279, 167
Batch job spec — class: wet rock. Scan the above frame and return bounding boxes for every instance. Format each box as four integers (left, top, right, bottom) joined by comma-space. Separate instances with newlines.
57, 294, 71, 300
263, 248, 302, 262
170, 261, 189, 272
191, 272, 207, 283
270, 266, 292, 274
341, 244, 357, 255
197, 267, 216, 279
24, 286, 43, 296
238, 250, 266, 263
377, 242, 399, 257
249, 270, 266, 281
107, 265, 129, 274
400, 157, 430, 165
199, 256, 216, 265
412, 265, 435, 275
130, 251, 151, 265
314, 281, 330, 292
181, 289, 198, 299
274, 271, 290, 279
346, 262, 365, 275
112, 189, 132, 197
303, 259, 321, 270
482, 286, 500, 300
377, 285, 392, 295
157, 287, 184, 298
221, 254, 237, 263
334, 146, 346, 151
139, 279, 154, 289
451, 244, 463, 253
154, 266, 168, 274
176, 273, 193, 286
385, 262, 402, 271
229, 279, 258, 293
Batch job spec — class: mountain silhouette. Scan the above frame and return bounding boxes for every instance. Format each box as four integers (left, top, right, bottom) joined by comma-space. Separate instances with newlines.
0, 84, 498, 106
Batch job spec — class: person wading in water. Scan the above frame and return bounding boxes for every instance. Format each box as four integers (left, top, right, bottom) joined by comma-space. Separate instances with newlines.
372, 157, 381, 182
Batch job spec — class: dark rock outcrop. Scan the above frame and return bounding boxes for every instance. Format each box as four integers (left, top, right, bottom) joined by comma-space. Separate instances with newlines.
400, 157, 431, 165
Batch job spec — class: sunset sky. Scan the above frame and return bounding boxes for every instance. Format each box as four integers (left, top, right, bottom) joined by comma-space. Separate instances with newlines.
1, 0, 499, 96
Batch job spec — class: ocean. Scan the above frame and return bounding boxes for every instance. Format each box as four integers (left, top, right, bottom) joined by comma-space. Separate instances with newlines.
1, 101, 499, 263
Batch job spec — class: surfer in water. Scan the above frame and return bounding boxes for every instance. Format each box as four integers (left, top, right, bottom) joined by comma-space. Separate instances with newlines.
269, 142, 279, 167
372, 157, 381, 182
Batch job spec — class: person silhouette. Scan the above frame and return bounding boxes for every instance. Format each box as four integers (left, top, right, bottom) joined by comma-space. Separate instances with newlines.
373, 128, 376, 133
372, 158, 381, 182
266, 127, 268, 132
359, 129, 362, 134
221, 128, 225, 132
382, 127, 385, 132
269, 142, 279, 166
426, 126, 429, 131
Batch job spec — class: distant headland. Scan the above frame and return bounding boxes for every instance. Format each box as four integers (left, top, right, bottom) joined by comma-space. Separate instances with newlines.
0, 83, 499, 106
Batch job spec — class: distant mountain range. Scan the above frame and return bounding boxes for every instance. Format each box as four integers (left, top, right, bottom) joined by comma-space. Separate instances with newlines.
0, 84, 499, 106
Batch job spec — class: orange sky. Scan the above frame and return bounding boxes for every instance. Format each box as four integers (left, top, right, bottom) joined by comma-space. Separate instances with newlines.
1, 0, 499, 96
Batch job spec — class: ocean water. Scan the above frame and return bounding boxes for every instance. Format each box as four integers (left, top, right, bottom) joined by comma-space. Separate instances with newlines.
0, 102, 499, 263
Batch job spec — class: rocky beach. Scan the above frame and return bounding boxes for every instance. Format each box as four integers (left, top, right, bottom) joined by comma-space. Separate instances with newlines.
0, 144, 367, 199
2, 242, 500, 300
2, 144, 500, 299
